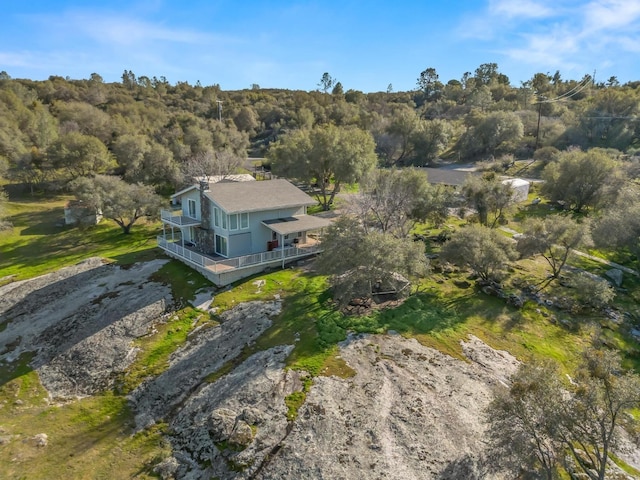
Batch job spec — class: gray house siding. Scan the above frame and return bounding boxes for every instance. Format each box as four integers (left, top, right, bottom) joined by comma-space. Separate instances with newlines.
160, 180, 328, 286
206, 202, 304, 256
180, 190, 201, 220
246, 207, 304, 252
228, 232, 252, 257
171, 184, 316, 259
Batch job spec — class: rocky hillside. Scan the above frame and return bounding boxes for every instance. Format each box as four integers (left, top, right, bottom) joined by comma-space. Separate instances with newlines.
0, 259, 637, 479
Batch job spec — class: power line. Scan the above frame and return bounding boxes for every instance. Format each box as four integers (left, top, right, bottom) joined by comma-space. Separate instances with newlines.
533, 72, 594, 104
532, 71, 595, 150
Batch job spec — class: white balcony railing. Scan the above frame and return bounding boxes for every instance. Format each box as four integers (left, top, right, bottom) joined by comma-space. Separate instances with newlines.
157, 237, 321, 273
160, 209, 201, 226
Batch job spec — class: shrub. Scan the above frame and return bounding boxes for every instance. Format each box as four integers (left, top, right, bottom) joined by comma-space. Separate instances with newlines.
570, 272, 616, 309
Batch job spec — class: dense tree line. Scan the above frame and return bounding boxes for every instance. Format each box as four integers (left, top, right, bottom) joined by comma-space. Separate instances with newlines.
1, 65, 639, 196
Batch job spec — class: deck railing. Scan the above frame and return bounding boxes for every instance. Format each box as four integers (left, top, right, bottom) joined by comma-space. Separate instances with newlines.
157, 237, 321, 273
157, 237, 216, 268
160, 209, 200, 226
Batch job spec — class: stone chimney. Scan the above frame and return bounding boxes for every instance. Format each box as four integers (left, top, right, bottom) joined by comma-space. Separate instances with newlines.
199, 180, 211, 230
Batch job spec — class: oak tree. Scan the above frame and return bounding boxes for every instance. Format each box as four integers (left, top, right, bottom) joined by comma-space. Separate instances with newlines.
70, 175, 164, 234
486, 360, 564, 479
349, 168, 451, 238
541, 148, 620, 213
487, 349, 640, 480
181, 150, 244, 184
441, 224, 517, 282
516, 215, 592, 288
592, 185, 640, 267
461, 174, 515, 228
268, 124, 377, 210
316, 216, 428, 305
48, 132, 114, 179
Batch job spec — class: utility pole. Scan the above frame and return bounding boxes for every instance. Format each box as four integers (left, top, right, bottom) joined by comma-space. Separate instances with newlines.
216, 100, 223, 121
534, 94, 544, 151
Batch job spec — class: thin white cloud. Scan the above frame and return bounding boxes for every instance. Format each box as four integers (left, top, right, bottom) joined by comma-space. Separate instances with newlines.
489, 0, 555, 18
583, 0, 640, 31
2, 8, 250, 82
459, 0, 560, 40
0, 51, 33, 68
71, 14, 218, 46
618, 36, 640, 53
26, 10, 235, 48
503, 28, 580, 69
462, 0, 640, 78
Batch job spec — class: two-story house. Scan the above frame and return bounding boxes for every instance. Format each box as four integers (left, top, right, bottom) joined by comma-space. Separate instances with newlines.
158, 178, 331, 285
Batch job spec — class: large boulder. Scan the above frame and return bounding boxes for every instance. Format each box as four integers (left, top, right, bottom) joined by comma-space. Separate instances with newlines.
153, 457, 179, 480
208, 408, 237, 442
228, 420, 253, 447
605, 268, 623, 287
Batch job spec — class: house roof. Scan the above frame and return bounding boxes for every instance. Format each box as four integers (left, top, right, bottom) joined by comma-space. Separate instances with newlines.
262, 215, 331, 235
171, 184, 198, 199
204, 179, 317, 214
502, 178, 530, 188
199, 174, 256, 184
170, 174, 256, 200
421, 167, 479, 187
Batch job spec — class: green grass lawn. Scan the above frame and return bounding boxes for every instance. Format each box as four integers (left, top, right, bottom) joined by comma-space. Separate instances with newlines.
0, 195, 162, 283
209, 263, 610, 380
0, 377, 170, 479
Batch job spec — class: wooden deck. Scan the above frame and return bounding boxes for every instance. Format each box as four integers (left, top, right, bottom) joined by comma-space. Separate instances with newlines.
157, 237, 322, 275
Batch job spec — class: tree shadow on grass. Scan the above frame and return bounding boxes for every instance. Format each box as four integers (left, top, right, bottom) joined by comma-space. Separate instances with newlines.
0, 260, 171, 390
0, 351, 35, 385
12, 207, 66, 235
0, 221, 158, 277
332, 293, 467, 340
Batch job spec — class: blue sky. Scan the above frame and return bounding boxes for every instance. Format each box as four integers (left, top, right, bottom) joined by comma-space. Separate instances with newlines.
2, 0, 640, 92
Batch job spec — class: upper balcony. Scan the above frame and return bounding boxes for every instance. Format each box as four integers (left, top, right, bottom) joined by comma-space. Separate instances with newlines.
161, 209, 201, 227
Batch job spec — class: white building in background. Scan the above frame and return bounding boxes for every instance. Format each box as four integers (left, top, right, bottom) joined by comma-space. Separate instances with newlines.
502, 178, 530, 203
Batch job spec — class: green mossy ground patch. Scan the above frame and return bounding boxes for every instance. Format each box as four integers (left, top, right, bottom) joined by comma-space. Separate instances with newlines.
0, 196, 161, 283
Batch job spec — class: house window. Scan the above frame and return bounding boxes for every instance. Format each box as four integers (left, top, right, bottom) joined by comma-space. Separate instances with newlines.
240, 212, 249, 229
222, 213, 227, 229
214, 208, 220, 227
229, 214, 238, 231
187, 199, 196, 218
215, 234, 228, 257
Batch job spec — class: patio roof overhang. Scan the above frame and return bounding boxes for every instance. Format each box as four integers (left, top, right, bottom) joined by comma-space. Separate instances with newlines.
262, 215, 331, 236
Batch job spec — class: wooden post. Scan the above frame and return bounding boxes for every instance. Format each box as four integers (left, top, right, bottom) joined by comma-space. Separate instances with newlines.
281, 233, 285, 269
